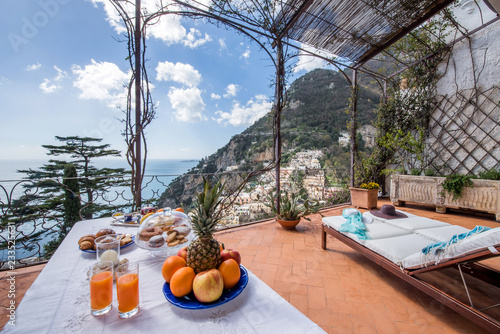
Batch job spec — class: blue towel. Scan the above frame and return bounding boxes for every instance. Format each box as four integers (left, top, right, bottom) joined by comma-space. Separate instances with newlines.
339, 209, 371, 240
421, 225, 491, 255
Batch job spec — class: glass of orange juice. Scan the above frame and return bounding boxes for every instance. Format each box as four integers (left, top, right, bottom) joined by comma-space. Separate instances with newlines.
116, 262, 140, 318
89, 261, 114, 316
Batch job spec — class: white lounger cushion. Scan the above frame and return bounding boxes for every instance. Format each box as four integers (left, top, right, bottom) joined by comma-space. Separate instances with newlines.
322, 216, 368, 244
322, 217, 411, 240
383, 217, 449, 232
402, 227, 500, 269
363, 210, 418, 222
415, 225, 471, 242
364, 234, 436, 264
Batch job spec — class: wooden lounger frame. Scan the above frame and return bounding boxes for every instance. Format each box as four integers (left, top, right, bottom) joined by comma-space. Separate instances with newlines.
322, 224, 500, 333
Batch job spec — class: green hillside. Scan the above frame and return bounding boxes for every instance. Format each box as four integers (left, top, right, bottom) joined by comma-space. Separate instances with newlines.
159, 68, 381, 207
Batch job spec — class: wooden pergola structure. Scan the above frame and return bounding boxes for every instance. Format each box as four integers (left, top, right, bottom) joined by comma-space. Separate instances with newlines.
129, 0, 499, 198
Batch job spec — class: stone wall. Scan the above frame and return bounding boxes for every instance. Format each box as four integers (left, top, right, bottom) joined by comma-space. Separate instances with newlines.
426, 1, 500, 175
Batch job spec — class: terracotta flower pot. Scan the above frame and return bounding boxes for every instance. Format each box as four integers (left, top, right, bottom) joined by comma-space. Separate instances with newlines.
276, 218, 301, 230
349, 187, 378, 209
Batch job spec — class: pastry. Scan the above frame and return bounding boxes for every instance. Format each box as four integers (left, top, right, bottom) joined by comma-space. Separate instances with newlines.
95, 228, 115, 238
78, 234, 96, 250
138, 227, 163, 241
148, 235, 165, 248
120, 235, 133, 247
172, 225, 191, 237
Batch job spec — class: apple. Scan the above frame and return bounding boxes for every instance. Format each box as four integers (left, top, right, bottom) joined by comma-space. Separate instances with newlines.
220, 249, 241, 265
192, 269, 224, 303
177, 246, 188, 261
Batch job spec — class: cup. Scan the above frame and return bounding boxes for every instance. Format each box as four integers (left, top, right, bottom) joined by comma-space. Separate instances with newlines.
141, 206, 155, 215
116, 262, 140, 318
124, 213, 134, 222
96, 234, 122, 266
89, 261, 114, 316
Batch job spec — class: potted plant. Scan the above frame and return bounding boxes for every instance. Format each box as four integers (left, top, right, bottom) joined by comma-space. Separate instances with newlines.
263, 188, 320, 230
349, 182, 380, 209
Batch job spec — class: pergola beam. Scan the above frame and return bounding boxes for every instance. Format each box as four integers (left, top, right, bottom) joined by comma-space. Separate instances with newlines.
354, 0, 456, 67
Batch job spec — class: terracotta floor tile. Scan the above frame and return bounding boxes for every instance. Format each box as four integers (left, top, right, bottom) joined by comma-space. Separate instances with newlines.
292, 259, 307, 276
349, 314, 378, 334
307, 308, 353, 330
323, 276, 345, 301
276, 291, 290, 302
259, 269, 277, 289
307, 286, 327, 310
290, 293, 308, 314
291, 274, 324, 287
252, 247, 271, 263
367, 306, 401, 334
394, 322, 449, 334
267, 246, 282, 259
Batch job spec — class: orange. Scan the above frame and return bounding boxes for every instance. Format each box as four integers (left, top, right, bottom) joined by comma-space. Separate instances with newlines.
170, 267, 195, 297
218, 259, 240, 289
219, 242, 225, 252
161, 255, 186, 283
174, 207, 184, 213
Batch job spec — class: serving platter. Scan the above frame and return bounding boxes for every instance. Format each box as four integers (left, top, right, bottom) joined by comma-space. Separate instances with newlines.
162, 266, 248, 310
80, 235, 135, 253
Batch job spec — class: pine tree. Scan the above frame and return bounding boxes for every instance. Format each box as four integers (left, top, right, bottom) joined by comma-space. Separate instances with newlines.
62, 164, 81, 236
19, 136, 128, 220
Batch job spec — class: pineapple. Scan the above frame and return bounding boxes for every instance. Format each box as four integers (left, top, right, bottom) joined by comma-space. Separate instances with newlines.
187, 177, 224, 274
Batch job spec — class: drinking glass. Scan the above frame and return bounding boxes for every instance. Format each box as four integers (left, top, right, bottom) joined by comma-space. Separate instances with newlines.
116, 262, 140, 318
96, 234, 121, 266
89, 261, 114, 316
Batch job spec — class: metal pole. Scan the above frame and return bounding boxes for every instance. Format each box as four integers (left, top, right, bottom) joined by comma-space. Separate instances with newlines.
350, 69, 358, 188
134, 0, 142, 209
274, 40, 284, 213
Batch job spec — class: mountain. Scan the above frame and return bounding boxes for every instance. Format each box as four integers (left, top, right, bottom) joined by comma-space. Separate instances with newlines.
159, 68, 381, 208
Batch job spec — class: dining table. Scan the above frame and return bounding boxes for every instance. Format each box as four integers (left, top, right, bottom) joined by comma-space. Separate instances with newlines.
2, 217, 325, 334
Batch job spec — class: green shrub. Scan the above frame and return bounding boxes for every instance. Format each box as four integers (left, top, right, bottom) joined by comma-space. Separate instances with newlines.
441, 174, 474, 201
478, 169, 500, 180
410, 168, 421, 176
424, 169, 436, 176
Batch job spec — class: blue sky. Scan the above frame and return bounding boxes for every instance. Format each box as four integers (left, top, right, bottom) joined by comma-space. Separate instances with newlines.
0, 0, 329, 161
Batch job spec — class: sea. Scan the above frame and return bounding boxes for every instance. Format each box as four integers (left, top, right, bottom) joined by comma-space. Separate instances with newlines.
0, 158, 199, 201
0, 158, 198, 262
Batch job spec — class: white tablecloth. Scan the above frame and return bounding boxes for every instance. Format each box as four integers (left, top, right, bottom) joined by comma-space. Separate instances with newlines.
3, 218, 325, 334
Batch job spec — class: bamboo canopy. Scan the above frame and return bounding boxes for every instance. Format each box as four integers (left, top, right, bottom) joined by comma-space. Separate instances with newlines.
277, 0, 456, 66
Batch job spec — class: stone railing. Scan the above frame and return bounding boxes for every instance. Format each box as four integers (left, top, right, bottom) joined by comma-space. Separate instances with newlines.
390, 174, 500, 221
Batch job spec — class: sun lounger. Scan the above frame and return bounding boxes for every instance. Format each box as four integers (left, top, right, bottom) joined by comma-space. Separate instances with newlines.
322, 210, 500, 333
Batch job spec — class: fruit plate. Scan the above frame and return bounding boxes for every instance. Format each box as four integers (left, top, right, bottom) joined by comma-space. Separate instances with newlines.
163, 265, 248, 310
80, 235, 135, 253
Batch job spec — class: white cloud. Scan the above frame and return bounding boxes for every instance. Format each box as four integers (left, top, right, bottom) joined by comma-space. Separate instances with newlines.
168, 87, 206, 122
26, 62, 41, 71
223, 83, 239, 98
156, 61, 201, 87
182, 28, 212, 48
91, 0, 210, 47
0, 76, 8, 86
293, 43, 336, 73
39, 66, 67, 93
215, 95, 272, 127
39, 79, 59, 93
72, 59, 130, 108
240, 48, 250, 59
210, 93, 221, 100
218, 38, 227, 50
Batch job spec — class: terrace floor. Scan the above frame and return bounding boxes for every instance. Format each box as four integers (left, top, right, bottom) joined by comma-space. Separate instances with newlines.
1, 198, 499, 332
